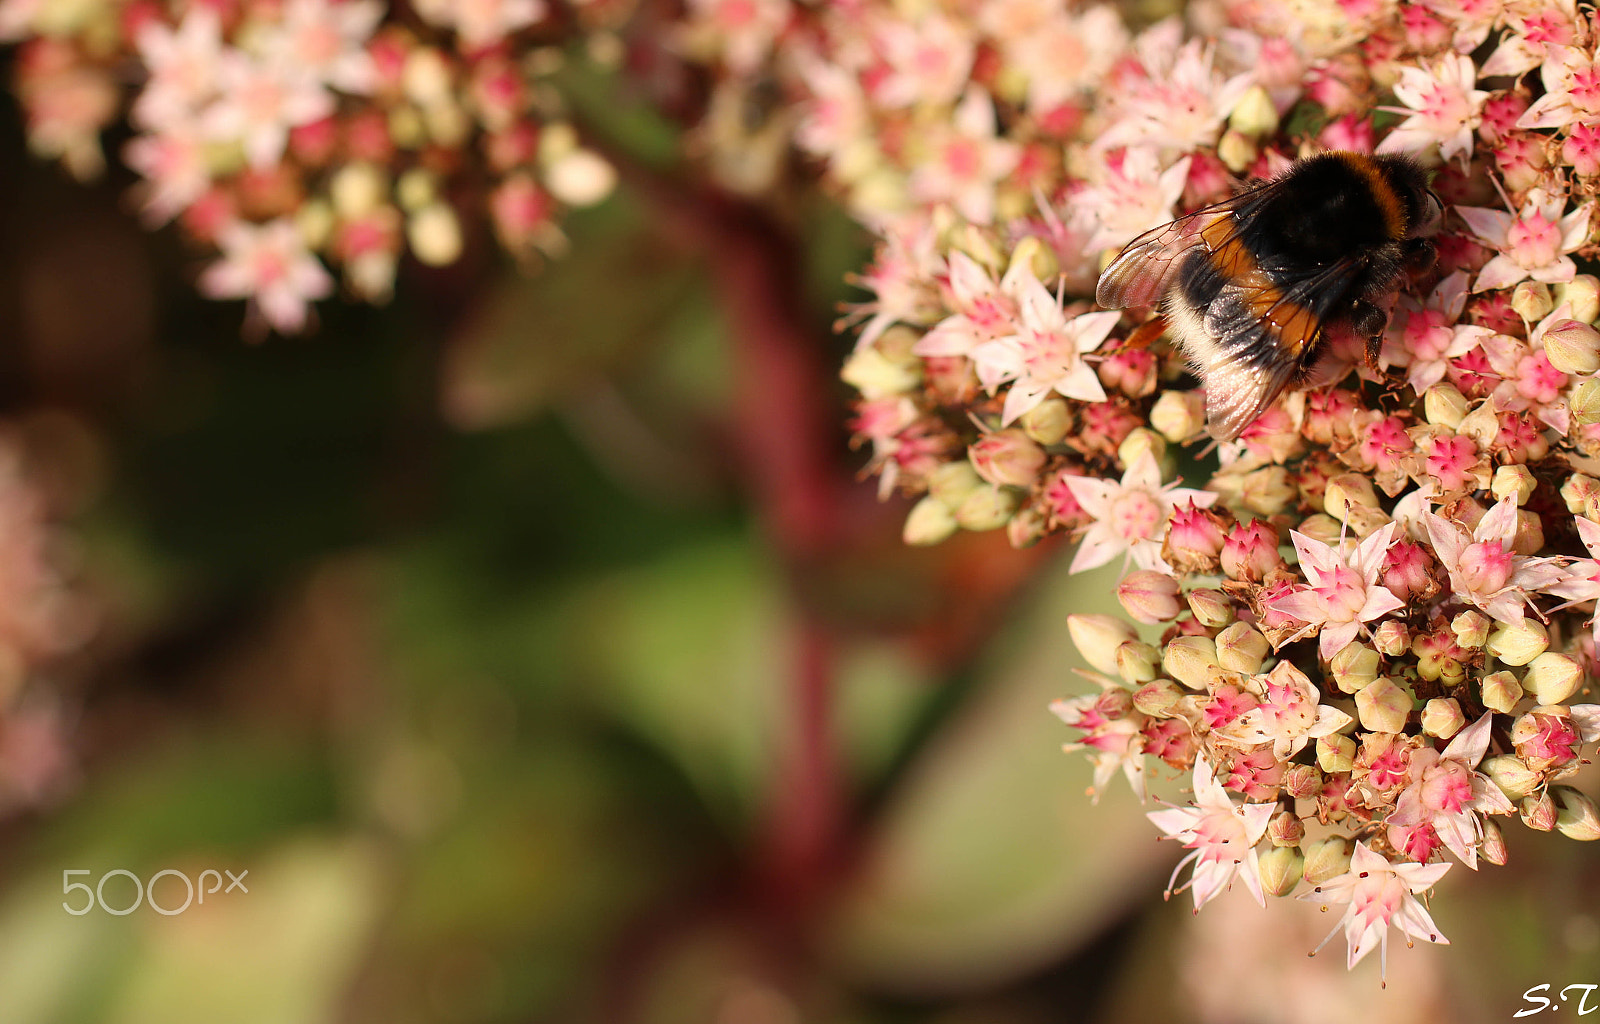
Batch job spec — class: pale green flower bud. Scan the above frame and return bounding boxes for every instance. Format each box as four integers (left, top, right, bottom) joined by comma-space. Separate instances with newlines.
1215, 621, 1268, 674
1117, 641, 1163, 684
1217, 129, 1257, 172
1373, 620, 1410, 657
1163, 635, 1219, 690
1187, 587, 1235, 629
1482, 753, 1540, 800
1524, 652, 1583, 705
1132, 677, 1184, 715
408, 203, 464, 266
1116, 429, 1169, 476
1563, 473, 1600, 516
1481, 670, 1525, 712
1325, 473, 1381, 523
1068, 614, 1138, 675
928, 461, 983, 509
969, 430, 1046, 488
1458, 402, 1500, 448
1294, 513, 1344, 546
1239, 466, 1297, 516
1451, 610, 1492, 649
1317, 734, 1357, 774
1331, 642, 1380, 695
1229, 85, 1280, 137
1480, 818, 1509, 865
331, 161, 388, 219
1021, 398, 1070, 445
903, 496, 958, 546
1488, 618, 1549, 666
842, 345, 922, 399
1557, 274, 1600, 322
1554, 786, 1600, 840
1355, 676, 1412, 733
1424, 383, 1470, 428
1492, 464, 1537, 506
295, 199, 334, 250
1258, 845, 1305, 896
1513, 281, 1554, 322
1268, 809, 1305, 847
1513, 509, 1545, 555
396, 167, 437, 212
1572, 379, 1600, 427
1421, 697, 1467, 739
955, 485, 1019, 531
1007, 235, 1057, 282
1117, 571, 1182, 624
1150, 389, 1206, 442
403, 47, 453, 106
1522, 791, 1559, 831
954, 226, 1004, 271
1302, 836, 1352, 884
1541, 318, 1600, 374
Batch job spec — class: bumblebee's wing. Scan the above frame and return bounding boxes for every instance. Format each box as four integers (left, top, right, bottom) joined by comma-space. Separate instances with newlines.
1095, 178, 1282, 311
1194, 255, 1367, 441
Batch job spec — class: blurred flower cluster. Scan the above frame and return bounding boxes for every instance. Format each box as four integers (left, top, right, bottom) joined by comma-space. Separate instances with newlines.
1, 0, 622, 332
809, 0, 1600, 979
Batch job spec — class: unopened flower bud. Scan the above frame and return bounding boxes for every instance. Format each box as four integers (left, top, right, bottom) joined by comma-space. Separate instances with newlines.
903, 496, 958, 545
1132, 677, 1183, 714
1481, 669, 1524, 712
1457, 402, 1500, 448
928, 461, 983, 509
1302, 836, 1353, 884
396, 167, 437, 211
408, 203, 463, 266
1556, 274, 1600, 323
1553, 786, 1600, 840
1220, 520, 1283, 581
1492, 464, 1537, 506
1563, 473, 1600, 516
1238, 465, 1297, 515
1187, 588, 1234, 629
1283, 762, 1324, 800
1522, 791, 1559, 831
1163, 635, 1219, 690
1217, 128, 1257, 172
1116, 429, 1168, 475
545, 149, 617, 207
1068, 614, 1139, 675
1117, 571, 1182, 624
1372, 620, 1410, 657
1451, 610, 1492, 649
330, 162, 388, 219
1480, 818, 1508, 865
1005, 506, 1048, 548
1513, 509, 1545, 555
1513, 281, 1555, 322
1006, 235, 1056, 282
1355, 676, 1413, 733
1114, 639, 1160, 683
1324, 473, 1381, 524
1542, 318, 1600, 374
842, 345, 921, 399
1150, 389, 1206, 442
1257, 845, 1305, 896
1424, 383, 1469, 428
955, 485, 1019, 531
1021, 398, 1070, 445
1488, 618, 1549, 666
969, 430, 1046, 488
1572, 379, 1600, 427
1331, 642, 1380, 695
1295, 514, 1343, 546
1317, 734, 1357, 774
1482, 753, 1540, 800
1229, 85, 1280, 137
1421, 697, 1467, 739
1524, 652, 1583, 704
1215, 622, 1268, 674
1268, 809, 1305, 847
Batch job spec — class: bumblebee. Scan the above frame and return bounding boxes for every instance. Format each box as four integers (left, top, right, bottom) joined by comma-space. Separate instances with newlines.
1096, 151, 1440, 441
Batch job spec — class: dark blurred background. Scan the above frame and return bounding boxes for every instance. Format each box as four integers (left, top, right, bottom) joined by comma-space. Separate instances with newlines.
0, 56, 1595, 1024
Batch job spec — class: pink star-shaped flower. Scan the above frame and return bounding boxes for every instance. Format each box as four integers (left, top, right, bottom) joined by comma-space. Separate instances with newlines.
1269, 521, 1406, 660
1147, 756, 1275, 910
1063, 453, 1216, 574
1302, 842, 1450, 977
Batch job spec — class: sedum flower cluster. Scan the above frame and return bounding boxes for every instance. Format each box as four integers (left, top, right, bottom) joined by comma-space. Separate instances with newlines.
0, 0, 622, 332
814, 0, 1600, 979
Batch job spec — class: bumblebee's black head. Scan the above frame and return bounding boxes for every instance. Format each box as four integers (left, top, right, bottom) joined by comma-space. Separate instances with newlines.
1368, 153, 1440, 240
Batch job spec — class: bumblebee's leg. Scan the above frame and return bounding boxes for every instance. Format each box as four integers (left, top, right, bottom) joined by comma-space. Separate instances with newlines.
1349, 297, 1390, 365
1401, 237, 1436, 274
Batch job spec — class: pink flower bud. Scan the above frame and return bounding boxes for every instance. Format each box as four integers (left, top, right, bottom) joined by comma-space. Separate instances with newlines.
1282, 762, 1324, 801
1480, 818, 1509, 865
1117, 570, 1182, 624
1522, 791, 1560, 831
1162, 502, 1229, 573
968, 430, 1046, 488
1220, 520, 1282, 581
1372, 620, 1410, 657
1514, 709, 1581, 769
1268, 809, 1305, 847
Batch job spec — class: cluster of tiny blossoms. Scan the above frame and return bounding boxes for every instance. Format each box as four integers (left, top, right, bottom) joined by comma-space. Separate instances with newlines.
1, 0, 623, 332
820, 0, 1600, 978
